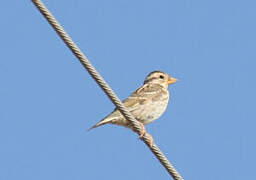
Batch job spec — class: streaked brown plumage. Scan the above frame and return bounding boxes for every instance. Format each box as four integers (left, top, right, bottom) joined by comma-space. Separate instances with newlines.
89, 71, 177, 145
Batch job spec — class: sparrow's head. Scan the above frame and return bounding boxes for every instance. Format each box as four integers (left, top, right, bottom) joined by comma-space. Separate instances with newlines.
144, 71, 177, 88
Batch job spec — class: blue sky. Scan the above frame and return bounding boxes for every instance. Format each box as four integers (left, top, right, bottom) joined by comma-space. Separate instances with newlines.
1, 0, 255, 179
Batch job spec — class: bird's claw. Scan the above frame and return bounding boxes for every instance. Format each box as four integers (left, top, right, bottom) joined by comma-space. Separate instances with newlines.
138, 122, 146, 138
136, 122, 154, 147
144, 133, 154, 147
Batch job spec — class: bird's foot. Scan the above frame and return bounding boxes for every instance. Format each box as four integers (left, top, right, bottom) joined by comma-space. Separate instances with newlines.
137, 121, 146, 138
144, 132, 154, 148
136, 122, 154, 147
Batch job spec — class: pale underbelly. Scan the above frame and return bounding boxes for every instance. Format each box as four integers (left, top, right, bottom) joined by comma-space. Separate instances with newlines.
138, 99, 169, 124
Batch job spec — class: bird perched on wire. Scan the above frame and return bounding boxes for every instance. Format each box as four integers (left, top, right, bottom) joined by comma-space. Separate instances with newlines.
89, 71, 177, 147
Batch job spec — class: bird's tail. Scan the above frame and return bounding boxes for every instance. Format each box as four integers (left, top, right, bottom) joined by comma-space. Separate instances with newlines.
88, 117, 116, 131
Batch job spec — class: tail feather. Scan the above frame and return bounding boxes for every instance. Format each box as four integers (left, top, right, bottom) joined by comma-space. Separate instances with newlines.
88, 117, 116, 131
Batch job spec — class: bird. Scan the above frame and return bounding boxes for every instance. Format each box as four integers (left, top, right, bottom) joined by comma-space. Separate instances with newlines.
89, 71, 177, 146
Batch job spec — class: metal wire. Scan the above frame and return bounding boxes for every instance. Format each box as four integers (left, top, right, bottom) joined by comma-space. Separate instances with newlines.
31, 1, 183, 179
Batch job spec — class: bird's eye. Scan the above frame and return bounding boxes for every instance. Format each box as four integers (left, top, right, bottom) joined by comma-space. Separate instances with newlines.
159, 75, 164, 79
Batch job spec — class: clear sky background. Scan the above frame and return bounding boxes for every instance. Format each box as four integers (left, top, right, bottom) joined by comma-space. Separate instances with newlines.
1, 0, 255, 179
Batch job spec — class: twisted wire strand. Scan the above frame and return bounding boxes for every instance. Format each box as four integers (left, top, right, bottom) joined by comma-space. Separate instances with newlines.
31, 1, 183, 179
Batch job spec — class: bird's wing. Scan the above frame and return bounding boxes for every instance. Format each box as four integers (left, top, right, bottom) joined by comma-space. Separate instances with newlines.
122, 84, 157, 110
130, 83, 167, 100
123, 84, 168, 116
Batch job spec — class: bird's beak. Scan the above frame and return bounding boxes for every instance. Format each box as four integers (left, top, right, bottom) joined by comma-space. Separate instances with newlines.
168, 77, 178, 85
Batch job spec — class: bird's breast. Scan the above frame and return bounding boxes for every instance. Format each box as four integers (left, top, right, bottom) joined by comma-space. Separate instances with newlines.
139, 92, 170, 124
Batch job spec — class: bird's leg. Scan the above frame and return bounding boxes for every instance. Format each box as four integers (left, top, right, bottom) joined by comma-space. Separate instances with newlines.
136, 121, 154, 147
144, 133, 154, 147
136, 121, 146, 138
